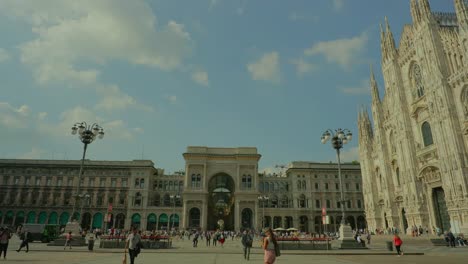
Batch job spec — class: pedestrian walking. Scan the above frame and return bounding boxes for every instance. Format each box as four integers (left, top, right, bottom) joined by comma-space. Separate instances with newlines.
366, 232, 371, 245
393, 234, 404, 256
206, 232, 211, 247
241, 230, 253, 260
447, 230, 456, 248
192, 232, 199, 247
16, 229, 31, 253
125, 227, 142, 264
0, 227, 12, 259
64, 231, 73, 250
262, 227, 278, 264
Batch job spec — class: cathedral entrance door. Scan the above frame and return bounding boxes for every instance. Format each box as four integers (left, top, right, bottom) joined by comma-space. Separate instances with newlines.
432, 187, 450, 232
401, 208, 409, 233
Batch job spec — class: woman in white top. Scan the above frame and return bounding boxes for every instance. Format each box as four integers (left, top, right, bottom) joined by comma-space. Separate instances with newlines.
262, 228, 277, 264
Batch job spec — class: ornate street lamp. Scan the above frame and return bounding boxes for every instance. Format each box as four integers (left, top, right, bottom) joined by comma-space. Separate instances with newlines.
70, 122, 104, 223
258, 195, 269, 229
170, 194, 180, 230
321, 128, 358, 248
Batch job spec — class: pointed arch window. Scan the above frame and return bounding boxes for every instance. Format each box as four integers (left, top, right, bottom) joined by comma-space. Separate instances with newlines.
412, 64, 425, 98
396, 168, 401, 186
421, 121, 434, 146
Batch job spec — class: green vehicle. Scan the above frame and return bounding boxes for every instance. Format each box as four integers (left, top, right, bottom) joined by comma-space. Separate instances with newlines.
21, 224, 60, 243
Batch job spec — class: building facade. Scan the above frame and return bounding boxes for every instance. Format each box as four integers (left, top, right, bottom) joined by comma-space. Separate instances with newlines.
0, 146, 365, 232
358, 0, 468, 234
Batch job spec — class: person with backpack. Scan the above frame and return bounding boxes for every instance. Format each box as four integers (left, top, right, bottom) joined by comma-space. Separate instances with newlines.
393, 233, 404, 256
125, 227, 142, 264
16, 229, 31, 253
0, 227, 12, 259
241, 230, 253, 260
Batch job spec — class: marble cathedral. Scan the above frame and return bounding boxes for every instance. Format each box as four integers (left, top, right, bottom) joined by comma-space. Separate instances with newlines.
358, 0, 468, 234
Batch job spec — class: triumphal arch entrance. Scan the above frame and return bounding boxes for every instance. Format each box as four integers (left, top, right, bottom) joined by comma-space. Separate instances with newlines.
181, 146, 261, 231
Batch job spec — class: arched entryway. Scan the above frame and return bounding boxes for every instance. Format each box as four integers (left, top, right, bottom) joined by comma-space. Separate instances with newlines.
48, 212, 58, 225
314, 216, 322, 233
147, 213, 157, 231
158, 214, 168, 230
131, 213, 141, 229
38, 211, 47, 224
81, 212, 92, 229
4, 211, 13, 226
59, 212, 69, 226
299, 216, 308, 232
273, 216, 282, 229
188, 208, 200, 229
284, 216, 293, 229
15, 211, 25, 226
357, 215, 366, 230
347, 216, 356, 230
169, 214, 179, 229
115, 213, 125, 229
208, 173, 235, 230
432, 187, 450, 232
241, 208, 253, 229
92, 213, 103, 229
264, 216, 271, 228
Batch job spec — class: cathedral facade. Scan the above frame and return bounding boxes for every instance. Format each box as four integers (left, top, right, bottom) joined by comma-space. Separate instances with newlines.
358, 0, 468, 234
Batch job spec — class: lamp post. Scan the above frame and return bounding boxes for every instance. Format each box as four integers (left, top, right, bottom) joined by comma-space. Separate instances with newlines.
321, 128, 358, 248
70, 122, 104, 223
79, 193, 91, 228
170, 194, 180, 230
258, 195, 269, 230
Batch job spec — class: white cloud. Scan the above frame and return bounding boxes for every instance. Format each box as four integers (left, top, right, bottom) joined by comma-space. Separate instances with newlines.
0, 102, 32, 129
38, 112, 48, 120
339, 79, 369, 95
339, 146, 360, 162
0, 48, 10, 62
95, 84, 154, 112
0, 0, 192, 85
191, 70, 209, 86
168, 95, 177, 104
290, 58, 317, 76
247, 51, 281, 83
18, 147, 47, 159
304, 32, 368, 69
332, 0, 345, 11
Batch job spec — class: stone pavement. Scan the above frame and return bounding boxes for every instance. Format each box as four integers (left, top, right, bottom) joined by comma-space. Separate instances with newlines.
1, 234, 467, 264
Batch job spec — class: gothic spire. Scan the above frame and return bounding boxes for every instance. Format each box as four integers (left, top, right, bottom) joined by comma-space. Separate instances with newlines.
455, 0, 468, 24
418, 0, 431, 18
410, 0, 421, 24
370, 65, 380, 104
384, 16, 396, 52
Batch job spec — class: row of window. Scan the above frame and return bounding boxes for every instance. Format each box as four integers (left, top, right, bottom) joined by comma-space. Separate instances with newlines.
153, 180, 184, 191
0, 190, 127, 207
259, 181, 360, 192
189, 174, 254, 190
1, 175, 128, 188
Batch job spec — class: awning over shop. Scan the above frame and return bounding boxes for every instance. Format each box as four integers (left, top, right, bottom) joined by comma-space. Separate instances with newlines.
159, 214, 168, 223
148, 214, 157, 223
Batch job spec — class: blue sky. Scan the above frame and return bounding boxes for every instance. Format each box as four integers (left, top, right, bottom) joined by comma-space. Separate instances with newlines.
0, 0, 454, 173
